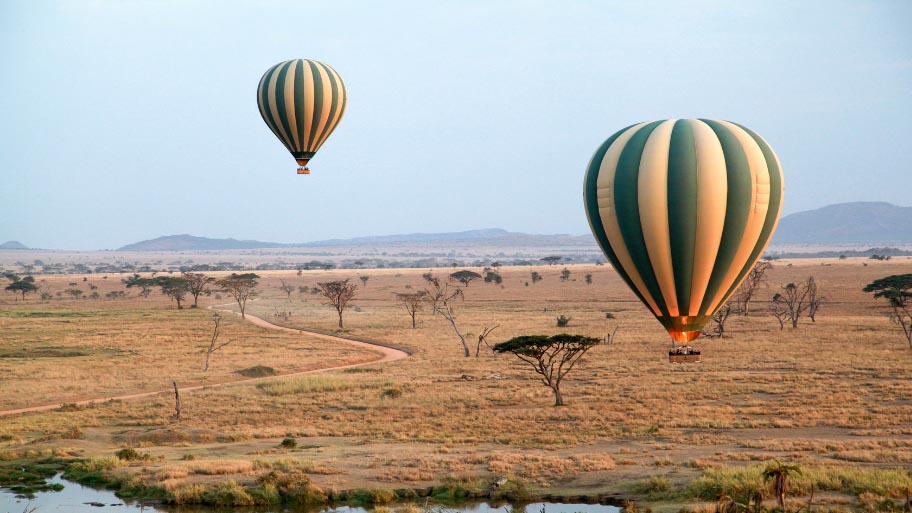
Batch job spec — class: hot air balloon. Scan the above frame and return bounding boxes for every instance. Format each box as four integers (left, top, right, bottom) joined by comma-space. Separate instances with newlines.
583, 119, 783, 348
257, 59, 347, 175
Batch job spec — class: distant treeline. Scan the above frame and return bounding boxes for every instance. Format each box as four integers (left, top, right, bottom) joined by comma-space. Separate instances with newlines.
765, 246, 912, 260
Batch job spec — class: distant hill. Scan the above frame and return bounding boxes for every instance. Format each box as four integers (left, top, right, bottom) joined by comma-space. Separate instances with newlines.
118, 235, 284, 251
303, 228, 513, 246
118, 229, 533, 251
0, 241, 28, 250
772, 202, 912, 244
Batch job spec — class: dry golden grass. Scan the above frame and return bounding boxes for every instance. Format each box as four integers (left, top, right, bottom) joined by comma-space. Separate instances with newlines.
1, 258, 911, 499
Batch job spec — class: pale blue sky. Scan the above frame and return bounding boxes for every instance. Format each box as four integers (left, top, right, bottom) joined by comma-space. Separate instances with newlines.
2, 1, 909, 250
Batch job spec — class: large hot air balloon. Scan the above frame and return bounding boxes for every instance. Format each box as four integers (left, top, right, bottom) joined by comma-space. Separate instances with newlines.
257, 59, 347, 175
583, 119, 783, 345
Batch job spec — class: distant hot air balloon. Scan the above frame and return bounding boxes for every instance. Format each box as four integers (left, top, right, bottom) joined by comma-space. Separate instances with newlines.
257, 59, 347, 175
583, 119, 784, 345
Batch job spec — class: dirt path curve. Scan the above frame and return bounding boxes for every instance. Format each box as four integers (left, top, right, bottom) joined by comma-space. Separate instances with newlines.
0, 302, 410, 418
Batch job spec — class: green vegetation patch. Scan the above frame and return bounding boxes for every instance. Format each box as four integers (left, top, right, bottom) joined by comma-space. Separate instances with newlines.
0, 310, 98, 319
689, 464, 912, 501
0, 458, 67, 495
0, 345, 121, 358
258, 376, 354, 396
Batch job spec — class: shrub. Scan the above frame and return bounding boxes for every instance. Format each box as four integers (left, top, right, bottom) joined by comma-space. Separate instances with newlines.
236, 365, 277, 378
203, 480, 255, 506
381, 388, 403, 399
556, 315, 571, 327
115, 447, 148, 461
257, 470, 327, 504
280, 437, 297, 449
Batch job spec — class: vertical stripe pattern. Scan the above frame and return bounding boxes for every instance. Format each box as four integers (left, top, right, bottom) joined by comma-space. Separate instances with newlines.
257, 59, 347, 163
583, 119, 784, 342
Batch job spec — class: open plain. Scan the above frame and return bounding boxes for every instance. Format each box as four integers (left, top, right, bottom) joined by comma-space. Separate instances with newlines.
1, 257, 911, 510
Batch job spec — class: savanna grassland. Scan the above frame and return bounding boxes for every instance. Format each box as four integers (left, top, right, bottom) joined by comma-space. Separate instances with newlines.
1, 258, 911, 511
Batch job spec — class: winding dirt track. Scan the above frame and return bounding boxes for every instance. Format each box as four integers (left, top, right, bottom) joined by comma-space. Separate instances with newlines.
0, 303, 409, 418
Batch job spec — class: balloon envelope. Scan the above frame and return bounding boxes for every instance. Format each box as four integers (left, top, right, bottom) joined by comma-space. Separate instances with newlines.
583, 119, 784, 342
257, 59, 347, 171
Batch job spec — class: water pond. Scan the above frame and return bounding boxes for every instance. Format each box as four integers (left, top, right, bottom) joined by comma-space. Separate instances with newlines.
1, 475, 624, 513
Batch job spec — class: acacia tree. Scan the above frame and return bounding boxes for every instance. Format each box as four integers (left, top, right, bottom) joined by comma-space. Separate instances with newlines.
424, 275, 470, 356
735, 260, 773, 315
584, 273, 593, 286
359, 275, 370, 287
182, 272, 215, 308
560, 268, 571, 282
394, 291, 426, 328
5, 276, 37, 300
317, 279, 358, 328
540, 256, 562, 266
156, 277, 190, 309
123, 274, 154, 298
493, 334, 601, 406
863, 274, 912, 351
216, 273, 259, 319
449, 270, 481, 287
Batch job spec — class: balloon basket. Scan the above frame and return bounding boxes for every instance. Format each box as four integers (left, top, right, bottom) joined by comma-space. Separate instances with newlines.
668, 346, 701, 363
297, 167, 311, 175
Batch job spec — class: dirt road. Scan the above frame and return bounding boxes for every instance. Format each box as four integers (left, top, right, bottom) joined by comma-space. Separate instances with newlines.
0, 304, 409, 417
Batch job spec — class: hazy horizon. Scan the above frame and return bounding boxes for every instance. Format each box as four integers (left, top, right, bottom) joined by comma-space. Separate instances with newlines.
3, 1, 910, 250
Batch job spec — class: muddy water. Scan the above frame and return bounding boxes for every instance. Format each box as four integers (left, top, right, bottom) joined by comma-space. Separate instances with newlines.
1, 474, 623, 513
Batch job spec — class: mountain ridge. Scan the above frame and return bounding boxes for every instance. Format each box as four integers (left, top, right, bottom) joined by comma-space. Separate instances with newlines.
772, 201, 912, 244
113, 201, 912, 251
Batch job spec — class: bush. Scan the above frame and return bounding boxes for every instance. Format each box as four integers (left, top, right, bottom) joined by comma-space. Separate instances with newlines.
381, 388, 403, 399
237, 365, 277, 378
203, 480, 255, 506
280, 437, 297, 449
556, 315, 571, 327
257, 470, 327, 504
115, 447, 148, 461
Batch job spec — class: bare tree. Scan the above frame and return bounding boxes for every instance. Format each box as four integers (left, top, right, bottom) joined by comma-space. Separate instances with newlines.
704, 303, 733, 338
203, 312, 233, 371
182, 272, 215, 308
278, 279, 294, 302
172, 381, 181, 421
493, 334, 601, 406
317, 279, 358, 328
475, 325, 499, 357
395, 291, 426, 328
215, 273, 259, 319
772, 277, 817, 329
734, 260, 773, 315
807, 277, 824, 322
771, 298, 789, 330
424, 275, 470, 357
